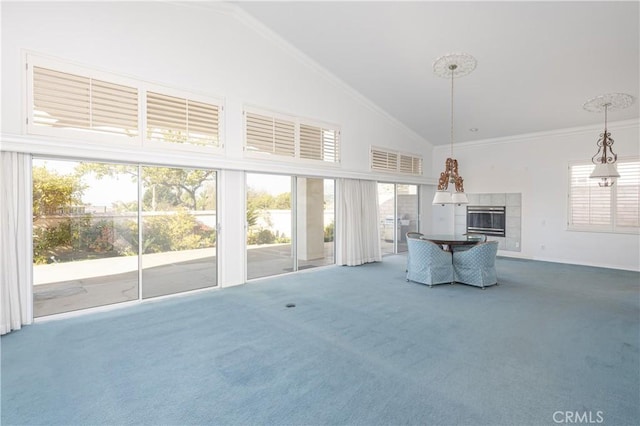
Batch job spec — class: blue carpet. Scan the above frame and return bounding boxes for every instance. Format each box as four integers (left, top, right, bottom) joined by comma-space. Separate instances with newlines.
2, 255, 639, 425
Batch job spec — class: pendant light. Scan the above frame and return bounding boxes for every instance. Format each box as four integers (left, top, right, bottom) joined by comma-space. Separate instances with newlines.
432, 53, 476, 205
583, 93, 634, 187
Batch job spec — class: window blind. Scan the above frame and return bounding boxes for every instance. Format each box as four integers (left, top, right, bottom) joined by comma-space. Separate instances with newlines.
616, 161, 640, 228
399, 154, 423, 175
245, 111, 295, 157
300, 124, 340, 163
569, 164, 611, 226
147, 92, 220, 146
33, 66, 138, 137
568, 159, 639, 232
244, 110, 339, 164
371, 148, 398, 172
371, 147, 422, 176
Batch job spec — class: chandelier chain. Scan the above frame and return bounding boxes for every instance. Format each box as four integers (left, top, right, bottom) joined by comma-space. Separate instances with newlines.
432, 53, 476, 205
450, 66, 454, 158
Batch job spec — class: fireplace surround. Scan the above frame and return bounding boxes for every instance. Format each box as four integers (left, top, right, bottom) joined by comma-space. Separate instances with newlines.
453, 193, 521, 252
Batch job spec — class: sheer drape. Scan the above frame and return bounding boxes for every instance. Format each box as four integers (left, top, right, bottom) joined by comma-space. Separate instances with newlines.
336, 179, 381, 266
1, 151, 32, 335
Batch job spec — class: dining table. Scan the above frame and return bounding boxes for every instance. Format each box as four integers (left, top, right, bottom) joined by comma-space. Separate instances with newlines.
420, 234, 483, 252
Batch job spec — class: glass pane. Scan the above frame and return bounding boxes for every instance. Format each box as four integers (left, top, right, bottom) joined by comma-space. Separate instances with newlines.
33, 159, 138, 317
378, 183, 395, 255
397, 184, 419, 253
296, 178, 335, 270
141, 166, 217, 299
247, 173, 292, 279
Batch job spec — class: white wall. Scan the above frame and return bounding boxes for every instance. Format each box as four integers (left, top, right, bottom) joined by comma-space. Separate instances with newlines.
0, 1, 431, 173
1, 2, 433, 288
431, 121, 640, 271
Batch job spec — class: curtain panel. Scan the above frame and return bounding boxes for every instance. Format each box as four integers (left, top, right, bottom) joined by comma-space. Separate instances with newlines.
1, 151, 33, 335
336, 179, 381, 266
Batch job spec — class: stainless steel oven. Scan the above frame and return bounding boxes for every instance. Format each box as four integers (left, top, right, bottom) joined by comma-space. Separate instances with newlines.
466, 206, 506, 237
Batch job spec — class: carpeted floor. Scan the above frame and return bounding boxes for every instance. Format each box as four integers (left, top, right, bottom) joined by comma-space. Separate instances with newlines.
1, 255, 639, 425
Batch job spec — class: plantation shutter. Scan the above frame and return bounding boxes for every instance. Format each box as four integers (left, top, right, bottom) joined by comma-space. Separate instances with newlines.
299, 124, 322, 160
147, 92, 220, 146
322, 128, 340, 163
245, 112, 295, 157
615, 161, 640, 228
569, 160, 640, 232
569, 164, 611, 227
413, 157, 423, 175
33, 66, 138, 137
399, 154, 423, 175
300, 124, 340, 163
399, 155, 413, 174
371, 148, 398, 172
371, 148, 422, 175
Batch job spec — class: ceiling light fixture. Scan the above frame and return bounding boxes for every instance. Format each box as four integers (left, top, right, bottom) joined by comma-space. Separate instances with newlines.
582, 93, 635, 187
432, 52, 476, 206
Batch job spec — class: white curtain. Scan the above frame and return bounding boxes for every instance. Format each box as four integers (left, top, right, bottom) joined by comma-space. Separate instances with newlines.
336, 179, 381, 266
1, 151, 33, 335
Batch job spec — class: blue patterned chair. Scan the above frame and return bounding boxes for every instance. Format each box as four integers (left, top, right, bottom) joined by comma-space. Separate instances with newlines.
452, 241, 499, 289
452, 234, 487, 252
406, 237, 453, 287
405, 232, 425, 272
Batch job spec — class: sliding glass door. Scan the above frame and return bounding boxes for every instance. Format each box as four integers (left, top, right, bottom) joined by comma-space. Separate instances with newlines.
377, 182, 419, 255
141, 166, 217, 298
246, 173, 335, 280
296, 177, 335, 270
32, 159, 218, 317
378, 183, 396, 255
396, 184, 419, 253
32, 159, 139, 317
246, 173, 292, 279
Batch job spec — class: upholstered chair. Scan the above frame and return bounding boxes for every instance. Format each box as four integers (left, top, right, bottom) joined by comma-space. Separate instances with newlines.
452, 234, 487, 252
452, 241, 499, 289
406, 237, 454, 287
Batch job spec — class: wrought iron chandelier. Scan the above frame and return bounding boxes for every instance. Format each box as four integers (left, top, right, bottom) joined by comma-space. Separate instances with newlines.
432, 53, 476, 205
582, 93, 634, 187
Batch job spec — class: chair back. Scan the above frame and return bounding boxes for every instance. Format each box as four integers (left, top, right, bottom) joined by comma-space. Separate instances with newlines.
461, 241, 498, 265
407, 237, 451, 265
406, 231, 423, 240
452, 241, 498, 288
406, 237, 453, 286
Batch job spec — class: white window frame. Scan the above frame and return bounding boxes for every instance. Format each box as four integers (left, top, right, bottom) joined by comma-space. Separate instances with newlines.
26, 54, 143, 146
370, 146, 423, 176
25, 52, 224, 154
567, 158, 639, 234
142, 83, 224, 154
243, 105, 341, 167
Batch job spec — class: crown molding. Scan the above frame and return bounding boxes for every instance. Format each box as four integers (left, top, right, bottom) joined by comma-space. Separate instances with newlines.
433, 118, 640, 153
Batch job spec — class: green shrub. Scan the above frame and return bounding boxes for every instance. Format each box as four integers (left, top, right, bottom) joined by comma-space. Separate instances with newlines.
324, 220, 334, 242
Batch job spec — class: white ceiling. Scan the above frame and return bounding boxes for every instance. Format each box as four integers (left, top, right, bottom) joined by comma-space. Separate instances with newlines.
233, 1, 639, 145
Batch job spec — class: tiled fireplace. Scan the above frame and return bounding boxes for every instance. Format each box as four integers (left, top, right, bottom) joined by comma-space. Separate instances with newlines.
454, 193, 522, 252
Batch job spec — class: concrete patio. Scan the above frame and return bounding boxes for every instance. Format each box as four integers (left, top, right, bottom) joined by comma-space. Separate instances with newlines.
34, 243, 335, 317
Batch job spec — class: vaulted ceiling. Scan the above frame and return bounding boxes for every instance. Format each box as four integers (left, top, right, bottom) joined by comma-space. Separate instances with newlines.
234, 1, 639, 145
